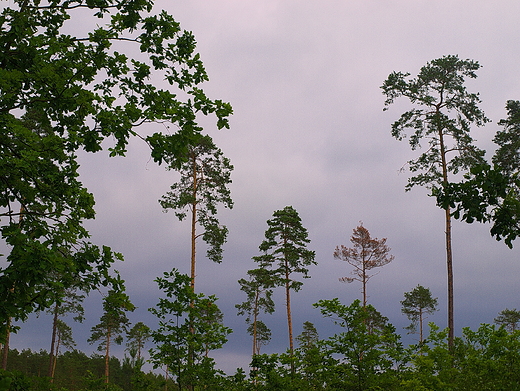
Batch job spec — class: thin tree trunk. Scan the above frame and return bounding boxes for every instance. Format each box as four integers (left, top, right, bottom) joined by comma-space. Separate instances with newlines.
253, 290, 259, 356
48, 302, 59, 379
438, 120, 454, 349
419, 309, 424, 343
187, 153, 197, 391
285, 272, 294, 356
105, 328, 111, 383
445, 206, 454, 347
52, 330, 61, 381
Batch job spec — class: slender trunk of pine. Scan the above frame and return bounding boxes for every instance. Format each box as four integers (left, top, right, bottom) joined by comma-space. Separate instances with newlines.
48, 302, 59, 379
190, 152, 197, 292
285, 265, 294, 356
362, 257, 367, 308
445, 206, 454, 347
253, 289, 259, 356
438, 118, 454, 349
419, 309, 424, 344
105, 327, 111, 384
187, 153, 197, 391
52, 330, 61, 380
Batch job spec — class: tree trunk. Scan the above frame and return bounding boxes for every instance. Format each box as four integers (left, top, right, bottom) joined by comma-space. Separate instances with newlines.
445, 206, 454, 348
51, 330, 61, 380
253, 290, 259, 356
438, 120, 454, 349
105, 328, 111, 383
187, 154, 197, 391
419, 309, 424, 343
48, 302, 59, 379
285, 271, 294, 356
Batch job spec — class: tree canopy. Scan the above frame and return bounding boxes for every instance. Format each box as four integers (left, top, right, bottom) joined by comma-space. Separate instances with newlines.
0, 0, 232, 338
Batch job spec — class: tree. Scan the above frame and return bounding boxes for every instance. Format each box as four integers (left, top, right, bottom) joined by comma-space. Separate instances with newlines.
50, 319, 76, 382
126, 322, 151, 362
160, 135, 233, 291
296, 321, 319, 351
401, 285, 438, 343
88, 287, 135, 384
314, 299, 405, 391
253, 206, 316, 357
149, 269, 231, 391
247, 320, 272, 356
381, 55, 489, 346
236, 267, 275, 356
494, 308, 520, 332
334, 223, 394, 308
47, 283, 85, 381
0, 0, 232, 341
438, 100, 520, 248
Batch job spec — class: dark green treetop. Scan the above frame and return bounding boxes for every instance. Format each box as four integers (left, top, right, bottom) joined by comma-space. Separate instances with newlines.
253, 206, 316, 356
382, 54, 488, 347
494, 308, 520, 332
401, 285, 438, 342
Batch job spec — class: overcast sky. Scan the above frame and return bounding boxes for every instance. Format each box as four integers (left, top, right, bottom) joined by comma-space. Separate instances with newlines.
11, 0, 520, 375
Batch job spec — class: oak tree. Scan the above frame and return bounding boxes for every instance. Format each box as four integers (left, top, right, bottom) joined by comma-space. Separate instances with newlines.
382, 55, 488, 346
0, 0, 232, 340
149, 269, 231, 390
438, 100, 520, 248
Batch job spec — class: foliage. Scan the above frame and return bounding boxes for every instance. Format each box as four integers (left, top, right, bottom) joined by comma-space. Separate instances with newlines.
494, 308, 520, 332
88, 286, 135, 384
253, 206, 316, 356
126, 322, 151, 361
334, 223, 394, 307
381, 54, 488, 346
438, 100, 520, 248
5, 348, 169, 391
401, 285, 438, 342
236, 267, 276, 355
381, 55, 488, 192
314, 299, 407, 390
0, 0, 232, 339
148, 269, 232, 390
160, 135, 233, 293
408, 323, 520, 390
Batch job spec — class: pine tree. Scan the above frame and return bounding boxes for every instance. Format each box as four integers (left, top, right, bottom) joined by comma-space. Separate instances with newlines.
401, 285, 438, 342
160, 135, 233, 292
334, 223, 394, 307
253, 206, 316, 357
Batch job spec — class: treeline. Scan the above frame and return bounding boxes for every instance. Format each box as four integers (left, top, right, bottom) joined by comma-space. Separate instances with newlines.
2, 348, 171, 391
4, 301, 520, 390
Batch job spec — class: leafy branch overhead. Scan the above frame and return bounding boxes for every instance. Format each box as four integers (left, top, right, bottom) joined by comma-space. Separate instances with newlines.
0, 0, 232, 336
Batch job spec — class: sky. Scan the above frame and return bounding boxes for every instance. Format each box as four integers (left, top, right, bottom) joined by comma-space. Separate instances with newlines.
9, 0, 520, 375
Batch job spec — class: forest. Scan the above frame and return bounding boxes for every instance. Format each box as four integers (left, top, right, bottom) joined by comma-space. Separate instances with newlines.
2, 0, 520, 390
